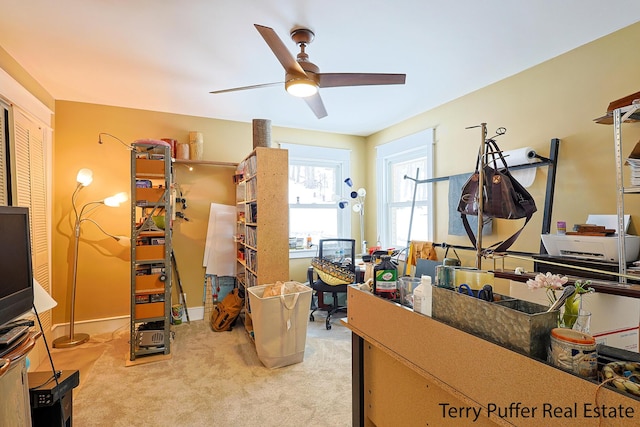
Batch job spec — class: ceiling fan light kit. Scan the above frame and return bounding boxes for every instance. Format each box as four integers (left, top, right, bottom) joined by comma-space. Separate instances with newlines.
285, 78, 318, 97
211, 24, 406, 118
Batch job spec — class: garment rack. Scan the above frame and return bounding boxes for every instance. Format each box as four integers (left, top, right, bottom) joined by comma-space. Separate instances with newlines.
403, 137, 560, 266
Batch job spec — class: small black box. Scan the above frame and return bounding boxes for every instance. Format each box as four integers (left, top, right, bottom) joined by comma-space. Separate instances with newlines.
29, 370, 79, 427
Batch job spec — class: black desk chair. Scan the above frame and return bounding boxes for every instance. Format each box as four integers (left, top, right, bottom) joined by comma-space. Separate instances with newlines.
308, 238, 356, 330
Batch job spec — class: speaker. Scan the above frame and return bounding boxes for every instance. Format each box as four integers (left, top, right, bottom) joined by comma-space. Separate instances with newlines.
29, 370, 79, 427
31, 391, 72, 427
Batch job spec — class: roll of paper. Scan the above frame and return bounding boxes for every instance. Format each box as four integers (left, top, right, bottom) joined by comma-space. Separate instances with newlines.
502, 147, 537, 167
500, 147, 538, 187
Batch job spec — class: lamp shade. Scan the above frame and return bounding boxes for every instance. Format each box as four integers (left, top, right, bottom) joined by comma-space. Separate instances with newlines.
344, 178, 353, 187
338, 200, 349, 209
104, 192, 129, 207
32, 278, 57, 313
76, 168, 93, 187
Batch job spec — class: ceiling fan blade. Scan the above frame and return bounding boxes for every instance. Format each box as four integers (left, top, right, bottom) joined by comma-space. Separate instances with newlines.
210, 81, 282, 94
303, 93, 328, 119
254, 24, 306, 77
318, 73, 406, 88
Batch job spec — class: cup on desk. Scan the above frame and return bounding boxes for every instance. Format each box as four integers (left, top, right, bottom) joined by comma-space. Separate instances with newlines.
435, 265, 455, 289
398, 276, 421, 308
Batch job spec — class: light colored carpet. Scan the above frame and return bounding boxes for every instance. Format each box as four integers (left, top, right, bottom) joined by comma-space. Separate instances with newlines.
51, 315, 352, 426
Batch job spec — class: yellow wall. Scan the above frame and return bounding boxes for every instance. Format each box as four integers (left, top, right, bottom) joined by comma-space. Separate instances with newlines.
0, 45, 55, 111
3, 21, 640, 326
366, 21, 640, 269
53, 101, 364, 323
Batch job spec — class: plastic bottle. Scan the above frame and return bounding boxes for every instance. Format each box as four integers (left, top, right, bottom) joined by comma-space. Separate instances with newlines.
413, 275, 432, 316
373, 255, 397, 299
557, 221, 566, 235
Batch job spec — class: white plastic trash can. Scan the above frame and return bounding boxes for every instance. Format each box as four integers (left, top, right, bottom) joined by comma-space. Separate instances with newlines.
247, 281, 312, 368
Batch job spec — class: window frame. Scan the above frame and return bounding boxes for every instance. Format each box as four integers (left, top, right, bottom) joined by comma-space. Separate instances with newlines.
280, 143, 351, 257
375, 129, 434, 249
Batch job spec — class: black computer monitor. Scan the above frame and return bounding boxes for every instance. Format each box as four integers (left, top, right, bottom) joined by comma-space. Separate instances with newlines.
0, 205, 34, 327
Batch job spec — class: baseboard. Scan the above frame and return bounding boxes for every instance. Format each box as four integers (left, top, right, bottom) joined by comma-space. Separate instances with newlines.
50, 305, 206, 338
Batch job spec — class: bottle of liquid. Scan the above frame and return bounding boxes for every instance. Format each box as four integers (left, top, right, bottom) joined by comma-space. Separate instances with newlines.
413, 275, 432, 316
306, 234, 312, 249
373, 255, 397, 299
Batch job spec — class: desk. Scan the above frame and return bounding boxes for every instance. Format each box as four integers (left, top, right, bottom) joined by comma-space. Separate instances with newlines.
344, 286, 640, 426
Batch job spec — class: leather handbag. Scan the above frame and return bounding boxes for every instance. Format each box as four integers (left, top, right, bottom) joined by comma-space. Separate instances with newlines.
457, 139, 537, 252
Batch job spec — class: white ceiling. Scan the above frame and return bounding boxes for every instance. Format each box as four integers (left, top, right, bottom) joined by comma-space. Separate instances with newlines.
1, 1, 639, 136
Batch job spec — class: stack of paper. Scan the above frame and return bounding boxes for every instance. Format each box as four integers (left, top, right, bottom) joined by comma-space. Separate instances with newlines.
627, 158, 640, 186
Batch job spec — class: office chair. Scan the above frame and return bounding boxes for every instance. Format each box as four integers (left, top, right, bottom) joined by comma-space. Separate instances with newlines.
308, 238, 356, 330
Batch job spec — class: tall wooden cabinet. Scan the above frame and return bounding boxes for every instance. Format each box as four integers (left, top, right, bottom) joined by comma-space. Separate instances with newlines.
129, 141, 173, 360
235, 147, 289, 339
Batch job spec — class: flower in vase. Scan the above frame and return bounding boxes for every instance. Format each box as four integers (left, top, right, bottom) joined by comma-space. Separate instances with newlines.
561, 280, 594, 328
526, 273, 595, 328
525, 272, 568, 306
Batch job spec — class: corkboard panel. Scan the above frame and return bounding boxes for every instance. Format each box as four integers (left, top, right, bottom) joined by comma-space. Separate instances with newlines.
345, 287, 640, 426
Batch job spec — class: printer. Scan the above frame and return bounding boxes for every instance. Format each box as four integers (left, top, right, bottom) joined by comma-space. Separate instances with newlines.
541, 215, 640, 263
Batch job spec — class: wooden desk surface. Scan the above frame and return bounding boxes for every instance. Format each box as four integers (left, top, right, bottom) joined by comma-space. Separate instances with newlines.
345, 286, 640, 426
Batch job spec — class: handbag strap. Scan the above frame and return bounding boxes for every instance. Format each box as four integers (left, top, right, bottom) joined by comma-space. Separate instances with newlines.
443, 245, 460, 261
460, 212, 534, 253
485, 139, 511, 171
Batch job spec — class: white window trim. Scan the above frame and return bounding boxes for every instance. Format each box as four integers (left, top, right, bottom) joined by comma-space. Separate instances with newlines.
375, 129, 434, 248
279, 143, 351, 258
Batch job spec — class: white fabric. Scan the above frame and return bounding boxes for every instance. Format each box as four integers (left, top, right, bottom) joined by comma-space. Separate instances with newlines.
247, 282, 312, 369
203, 203, 235, 276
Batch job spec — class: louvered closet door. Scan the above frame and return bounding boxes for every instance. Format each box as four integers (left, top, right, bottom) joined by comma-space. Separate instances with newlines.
13, 108, 51, 331
0, 102, 7, 206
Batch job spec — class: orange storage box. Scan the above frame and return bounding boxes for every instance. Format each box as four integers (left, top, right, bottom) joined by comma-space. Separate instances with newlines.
135, 159, 165, 176
135, 301, 165, 319
135, 245, 165, 261
135, 274, 165, 293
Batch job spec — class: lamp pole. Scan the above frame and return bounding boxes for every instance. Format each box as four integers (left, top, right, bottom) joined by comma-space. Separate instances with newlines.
53, 212, 91, 347
53, 169, 127, 348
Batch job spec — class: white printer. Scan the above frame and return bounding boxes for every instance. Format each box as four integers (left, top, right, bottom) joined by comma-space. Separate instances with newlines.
541, 215, 640, 263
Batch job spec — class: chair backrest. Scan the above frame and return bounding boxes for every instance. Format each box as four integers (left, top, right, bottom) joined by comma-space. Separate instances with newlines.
318, 239, 356, 273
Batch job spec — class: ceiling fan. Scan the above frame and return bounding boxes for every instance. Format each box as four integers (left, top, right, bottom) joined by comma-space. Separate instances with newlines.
210, 24, 406, 119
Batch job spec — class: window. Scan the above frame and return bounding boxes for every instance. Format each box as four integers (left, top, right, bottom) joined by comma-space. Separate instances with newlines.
376, 129, 434, 249
280, 143, 351, 252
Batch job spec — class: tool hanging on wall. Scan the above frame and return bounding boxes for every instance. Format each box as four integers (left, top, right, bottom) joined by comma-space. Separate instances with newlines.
172, 183, 190, 222
171, 250, 190, 323
213, 275, 219, 302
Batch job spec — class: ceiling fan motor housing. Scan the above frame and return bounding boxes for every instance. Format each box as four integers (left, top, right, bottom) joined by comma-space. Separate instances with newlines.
290, 27, 315, 45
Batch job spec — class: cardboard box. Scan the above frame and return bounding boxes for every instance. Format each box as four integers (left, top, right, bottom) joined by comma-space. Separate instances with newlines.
509, 281, 640, 352
594, 91, 640, 124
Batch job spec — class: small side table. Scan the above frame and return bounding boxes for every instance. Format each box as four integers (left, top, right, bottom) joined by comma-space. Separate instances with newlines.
29, 369, 80, 427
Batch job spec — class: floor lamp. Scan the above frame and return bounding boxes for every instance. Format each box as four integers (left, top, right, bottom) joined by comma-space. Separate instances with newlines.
52, 168, 127, 348
343, 178, 367, 255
